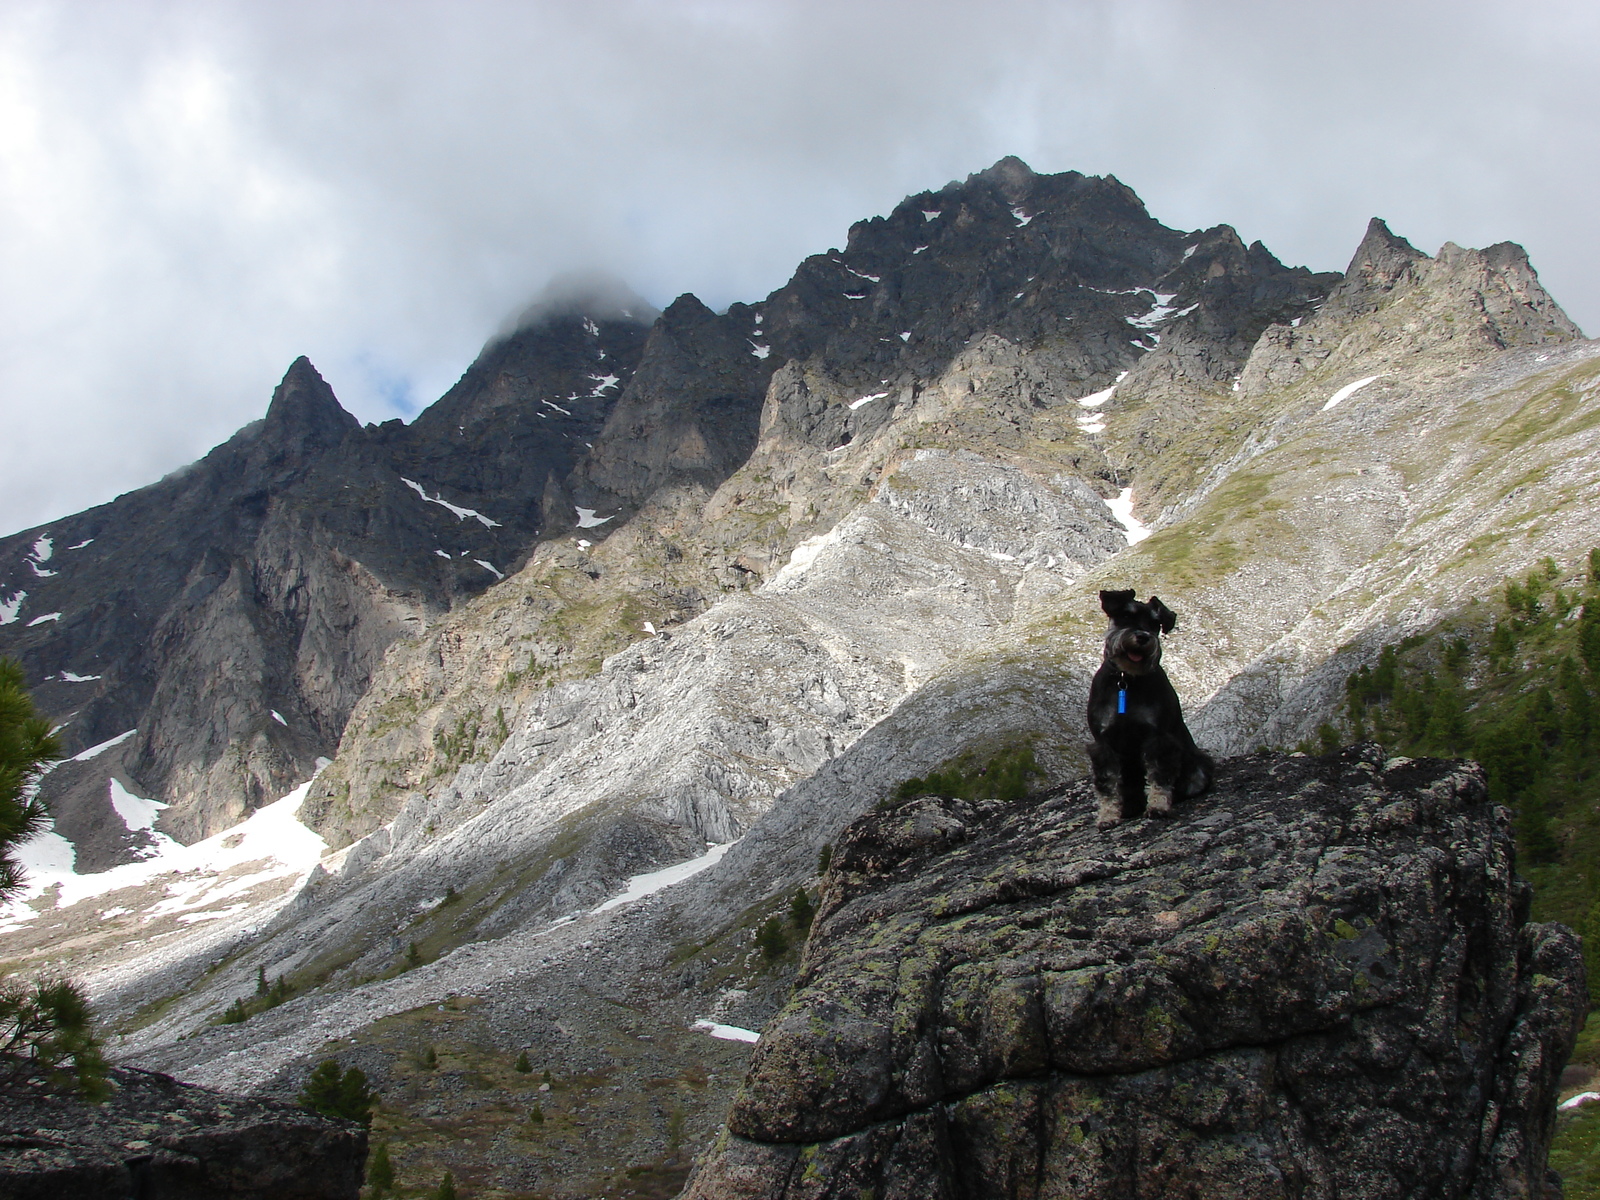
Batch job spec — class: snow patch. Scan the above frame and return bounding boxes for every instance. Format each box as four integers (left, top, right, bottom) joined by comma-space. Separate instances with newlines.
642, 621, 657, 635
0, 592, 25, 624
30, 537, 52, 563
582, 317, 600, 337
26, 612, 60, 626
1105, 488, 1152, 545
72, 729, 136, 761
271, 710, 287, 726
1129, 293, 1183, 330
898, 331, 910, 342
542, 398, 572, 416
67, 539, 93, 550
1074, 385, 1117, 409
1, 779, 327, 927
1, 777, 327, 933
911, 246, 928, 254
587, 373, 621, 394
1561, 1092, 1600, 1111
1077, 416, 1106, 435
59, 671, 100, 683
767, 528, 844, 589
574, 507, 613, 529
1182, 244, 1197, 261
29, 562, 57, 578
474, 559, 504, 580
845, 266, 880, 283
749, 342, 771, 359
1322, 375, 1382, 412
593, 842, 735, 913
843, 292, 868, 301
692, 1020, 759, 1044
1011, 206, 1033, 226
849, 392, 888, 411
400, 478, 503, 528
434, 549, 451, 559
921, 210, 940, 222
109, 778, 167, 833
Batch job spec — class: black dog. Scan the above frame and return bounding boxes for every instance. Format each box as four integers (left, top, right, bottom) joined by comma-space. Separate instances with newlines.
1087, 589, 1214, 829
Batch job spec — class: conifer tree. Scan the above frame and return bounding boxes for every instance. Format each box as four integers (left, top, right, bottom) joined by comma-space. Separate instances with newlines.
0, 658, 55, 897
0, 659, 107, 1099
366, 1140, 397, 1197
299, 1059, 378, 1125
436, 1169, 458, 1200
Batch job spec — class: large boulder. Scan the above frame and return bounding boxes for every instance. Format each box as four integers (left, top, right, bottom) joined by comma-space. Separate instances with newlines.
0, 1065, 366, 1199
684, 748, 1585, 1199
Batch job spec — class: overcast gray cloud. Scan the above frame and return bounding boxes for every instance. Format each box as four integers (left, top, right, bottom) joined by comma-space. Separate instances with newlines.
2, 0, 1596, 536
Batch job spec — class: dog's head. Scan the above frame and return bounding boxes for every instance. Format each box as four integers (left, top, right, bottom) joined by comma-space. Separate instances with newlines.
1099, 589, 1177, 676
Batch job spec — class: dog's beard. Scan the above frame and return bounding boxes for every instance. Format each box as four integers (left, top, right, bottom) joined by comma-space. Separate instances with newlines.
1105, 628, 1161, 675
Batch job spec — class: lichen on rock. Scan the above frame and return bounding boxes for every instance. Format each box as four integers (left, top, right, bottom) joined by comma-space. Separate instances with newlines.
684, 748, 1585, 1199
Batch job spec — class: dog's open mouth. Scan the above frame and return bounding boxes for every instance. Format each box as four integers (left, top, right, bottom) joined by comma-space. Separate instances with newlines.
1125, 651, 1144, 662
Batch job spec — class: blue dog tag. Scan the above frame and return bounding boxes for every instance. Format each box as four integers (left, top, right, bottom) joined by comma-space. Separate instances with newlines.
1117, 688, 1127, 714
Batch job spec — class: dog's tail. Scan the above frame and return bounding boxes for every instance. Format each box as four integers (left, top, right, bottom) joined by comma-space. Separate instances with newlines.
1183, 751, 1216, 798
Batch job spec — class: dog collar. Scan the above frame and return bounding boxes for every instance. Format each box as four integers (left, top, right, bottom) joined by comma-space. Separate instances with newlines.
1116, 669, 1128, 714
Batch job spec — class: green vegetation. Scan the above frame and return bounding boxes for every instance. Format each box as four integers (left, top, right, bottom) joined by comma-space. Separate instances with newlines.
891, 742, 1041, 804
0, 659, 107, 1099
365, 1140, 397, 1197
817, 843, 832, 874
514, 1049, 532, 1073
756, 916, 788, 962
0, 975, 110, 1100
434, 1170, 458, 1200
216, 969, 294, 1025
1322, 554, 1600, 1189
789, 887, 814, 932
298, 1059, 378, 1126
1332, 557, 1599, 904
0, 658, 54, 894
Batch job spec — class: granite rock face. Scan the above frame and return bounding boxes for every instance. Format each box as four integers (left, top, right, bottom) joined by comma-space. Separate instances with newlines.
685, 749, 1584, 1200
0, 1065, 365, 1199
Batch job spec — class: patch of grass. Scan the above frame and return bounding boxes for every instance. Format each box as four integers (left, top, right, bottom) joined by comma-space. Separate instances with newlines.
889, 742, 1042, 805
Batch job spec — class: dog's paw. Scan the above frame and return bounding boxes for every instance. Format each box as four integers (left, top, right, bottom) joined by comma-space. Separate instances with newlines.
1096, 795, 1122, 830
1146, 785, 1175, 817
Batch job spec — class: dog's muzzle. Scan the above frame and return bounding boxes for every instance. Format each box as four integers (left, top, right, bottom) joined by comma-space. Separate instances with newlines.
1106, 627, 1161, 673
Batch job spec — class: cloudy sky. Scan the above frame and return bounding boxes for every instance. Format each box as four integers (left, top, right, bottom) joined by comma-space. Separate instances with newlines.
2, 0, 1596, 536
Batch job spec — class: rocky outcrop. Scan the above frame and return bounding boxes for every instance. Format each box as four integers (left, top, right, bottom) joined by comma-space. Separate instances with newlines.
0, 1065, 365, 1199
685, 749, 1584, 1200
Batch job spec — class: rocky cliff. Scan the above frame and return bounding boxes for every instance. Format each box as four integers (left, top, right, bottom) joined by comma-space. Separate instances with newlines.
686, 750, 1585, 1200
0, 302, 652, 859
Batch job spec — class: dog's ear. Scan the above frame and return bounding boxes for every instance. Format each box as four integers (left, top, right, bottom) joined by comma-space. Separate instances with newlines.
1099, 589, 1136, 618
1147, 596, 1177, 633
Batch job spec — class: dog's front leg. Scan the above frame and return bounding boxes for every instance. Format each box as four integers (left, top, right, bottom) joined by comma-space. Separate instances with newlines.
1089, 738, 1123, 829
1143, 734, 1182, 818
1145, 782, 1175, 817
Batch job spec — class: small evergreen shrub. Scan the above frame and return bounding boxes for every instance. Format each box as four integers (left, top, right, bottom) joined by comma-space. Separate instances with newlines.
757, 917, 788, 961
366, 1141, 396, 1196
298, 1059, 377, 1126
789, 887, 814, 931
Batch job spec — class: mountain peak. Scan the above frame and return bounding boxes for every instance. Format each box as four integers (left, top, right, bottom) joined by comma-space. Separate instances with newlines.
261, 357, 358, 452
971, 155, 1037, 202
1320, 217, 1427, 320
497, 272, 660, 338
